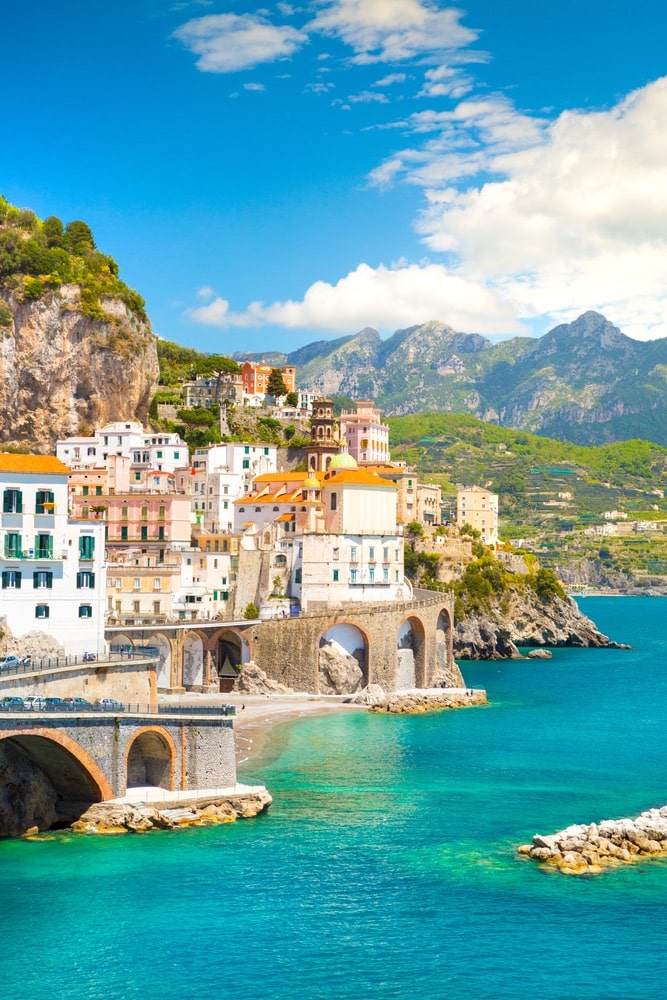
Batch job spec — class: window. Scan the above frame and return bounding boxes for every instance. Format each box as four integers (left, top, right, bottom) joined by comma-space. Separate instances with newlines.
153, 601, 161, 614
36, 533, 53, 558
140, 526, 148, 541
156, 450, 163, 458
134, 473, 141, 482
133, 578, 141, 590
295, 567, 302, 584
35, 604, 49, 619
158, 526, 165, 541
140, 506, 148, 520
33, 570, 53, 589
369, 567, 375, 582
330, 493, 337, 511
350, 545, 357, 561
154, 578, 161, 590
4, 532, 22, 558
82, 485, 89, 497
115, 578, 121, 589
3, 488, 22, 513
333, 568, 339, 582
158, 505, 166, 520
95, 486, 103, 496
350, 569, 358, 583
1, 570, 21, 589
133, 600, 140, 613
383, 567, 389, 582
35, 489, 54, 513
121, 506, 128, 520
79, 535, 95, 560
242, 459, 249, 470
174, 451, 180, 460
333, 547, 339, 560
244, 446, 250, 454
77, 571, 95, 588
264, 447, 269, 455
81, 506, 89, 519
383, 547, 389, 562
78, 604, 92, 618
121, 525, 128, 541
369, 547, 375, 560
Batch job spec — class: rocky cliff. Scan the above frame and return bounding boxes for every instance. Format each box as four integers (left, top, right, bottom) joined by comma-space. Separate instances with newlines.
0, 283, 159, 451
454, 589, 627, 659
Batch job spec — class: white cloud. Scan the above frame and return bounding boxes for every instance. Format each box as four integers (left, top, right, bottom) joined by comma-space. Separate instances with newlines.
308, 0, 480, 64
243, 82, 266, 91
196, 286, 215, 302
173, 13, 307, 73
374, 72, 407, 87
349, 89, 389, 104
188, 262, 522, 335
418, 64, 473, 99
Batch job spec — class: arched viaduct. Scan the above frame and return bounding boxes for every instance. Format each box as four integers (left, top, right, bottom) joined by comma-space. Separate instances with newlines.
105, 591, 458, 695
0, 711, 236, 833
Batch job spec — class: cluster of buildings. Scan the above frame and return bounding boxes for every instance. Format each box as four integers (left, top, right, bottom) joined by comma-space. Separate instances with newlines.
0, 398, 499, 656
181, 361, 314, 414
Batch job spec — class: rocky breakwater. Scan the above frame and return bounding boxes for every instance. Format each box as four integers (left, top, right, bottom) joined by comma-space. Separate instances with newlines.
455, 589, 630, 660
71, 789, 272, 835
350, 684, 487, 714
518, 806, 667, 875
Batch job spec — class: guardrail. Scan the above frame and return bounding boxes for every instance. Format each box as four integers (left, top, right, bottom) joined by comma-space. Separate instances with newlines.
0, 647, 161, 679
0, 702, 236, 716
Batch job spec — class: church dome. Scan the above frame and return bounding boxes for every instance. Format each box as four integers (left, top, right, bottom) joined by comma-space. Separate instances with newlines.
329, 452, 358, 470
303, 475, 321, 489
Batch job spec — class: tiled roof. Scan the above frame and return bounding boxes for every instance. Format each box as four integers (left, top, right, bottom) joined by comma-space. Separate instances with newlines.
0, 453, 70, 475
322, 469, 396, 487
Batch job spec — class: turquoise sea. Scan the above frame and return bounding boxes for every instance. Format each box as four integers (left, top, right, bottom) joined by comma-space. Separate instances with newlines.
1, 597, 666, 999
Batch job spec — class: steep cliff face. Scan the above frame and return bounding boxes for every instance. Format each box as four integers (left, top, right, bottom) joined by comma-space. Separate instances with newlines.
0, 283, 159, 451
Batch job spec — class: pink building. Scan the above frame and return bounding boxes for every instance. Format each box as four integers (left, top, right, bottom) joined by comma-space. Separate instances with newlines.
339, 401, 390, 464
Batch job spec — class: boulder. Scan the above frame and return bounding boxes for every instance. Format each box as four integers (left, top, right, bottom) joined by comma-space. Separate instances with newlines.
233, 661, 293, 695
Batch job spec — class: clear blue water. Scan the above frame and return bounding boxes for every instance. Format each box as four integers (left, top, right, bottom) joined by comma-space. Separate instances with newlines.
1, 597, 666, 999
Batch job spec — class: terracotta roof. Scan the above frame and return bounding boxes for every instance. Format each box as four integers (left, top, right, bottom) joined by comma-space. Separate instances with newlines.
322, 469, 396, 488
0, 453, 70, 475
276, 512, 295, 522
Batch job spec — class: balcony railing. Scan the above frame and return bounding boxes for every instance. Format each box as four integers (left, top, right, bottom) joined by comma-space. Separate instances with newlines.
3, 549, 65, 560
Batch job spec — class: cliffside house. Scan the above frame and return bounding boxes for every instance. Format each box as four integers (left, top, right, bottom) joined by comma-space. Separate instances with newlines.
57, 421, 188, 475
456, 485, 499, 547
339, 400, 390, 464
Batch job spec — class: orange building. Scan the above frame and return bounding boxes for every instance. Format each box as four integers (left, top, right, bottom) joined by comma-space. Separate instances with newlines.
240, 361, 296, 397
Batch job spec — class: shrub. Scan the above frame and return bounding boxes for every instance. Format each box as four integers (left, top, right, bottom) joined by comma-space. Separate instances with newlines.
243, 602, 259, 619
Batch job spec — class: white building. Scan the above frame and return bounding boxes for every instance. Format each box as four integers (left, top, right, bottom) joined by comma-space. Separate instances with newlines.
57, 421, 188, 475
235, 454, 408, 614
0, 454, 106, 654
189, 442, 278, 534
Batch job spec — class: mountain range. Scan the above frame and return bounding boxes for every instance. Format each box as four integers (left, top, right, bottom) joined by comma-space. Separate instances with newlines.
237, 312, 667, 447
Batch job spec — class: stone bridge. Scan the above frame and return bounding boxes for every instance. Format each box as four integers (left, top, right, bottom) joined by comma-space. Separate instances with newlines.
0, 710, 236, 831
105, 590, 457, 695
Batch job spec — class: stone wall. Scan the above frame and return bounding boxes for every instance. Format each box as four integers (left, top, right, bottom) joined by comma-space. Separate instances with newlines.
0, 657, 155, 705
245, 592, 461, 693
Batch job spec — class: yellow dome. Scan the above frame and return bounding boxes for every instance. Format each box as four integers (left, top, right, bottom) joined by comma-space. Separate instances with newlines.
329, 452, 358, 470
303, 475, 321, 489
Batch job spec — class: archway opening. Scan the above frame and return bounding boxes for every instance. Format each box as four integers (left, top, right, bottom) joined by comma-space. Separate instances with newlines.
435, 608, 453, 683
215, 630, 248, 692
183, 633, 204, 690
126, 730, 173, 790
318, 623, 368, 694
0, 734, 105, 836
150, 634, 172, 690
397, 617, 426, 690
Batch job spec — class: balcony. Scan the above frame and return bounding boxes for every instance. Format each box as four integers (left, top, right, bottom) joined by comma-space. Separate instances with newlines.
3, 550, 66, 561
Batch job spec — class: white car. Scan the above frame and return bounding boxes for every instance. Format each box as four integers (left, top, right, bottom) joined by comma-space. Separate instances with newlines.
23, 696, 48, 711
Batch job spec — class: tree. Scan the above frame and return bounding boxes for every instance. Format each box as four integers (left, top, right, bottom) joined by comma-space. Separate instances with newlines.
267, 368, 288, 398
64, 220, 96, 255
243, 602, 259, 619
285, 390, 299, 408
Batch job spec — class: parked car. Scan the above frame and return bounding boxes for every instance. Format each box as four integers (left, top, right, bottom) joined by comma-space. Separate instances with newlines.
0, 655, 21, 671
0, 696, 25, 710
23, 696, 48, 711
94, 698, 125, 712
44, 697, 64, 709
61, 697, 94, 710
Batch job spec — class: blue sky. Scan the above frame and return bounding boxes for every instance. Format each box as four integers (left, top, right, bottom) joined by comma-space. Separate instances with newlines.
3, 1, 667, 354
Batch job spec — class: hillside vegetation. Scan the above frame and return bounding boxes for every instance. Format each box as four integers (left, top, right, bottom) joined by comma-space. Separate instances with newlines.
0, 195, 145, 321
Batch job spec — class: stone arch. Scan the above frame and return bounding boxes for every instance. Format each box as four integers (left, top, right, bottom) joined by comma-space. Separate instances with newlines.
183, 631, 205, 689
318, 620, 369, 694
0, 729, 113, 834
397, 615, 426, 690
435, 607, 453, 681
148, 632, 173, 690
210, 627, 251, 692
110, 632, 135, 654
125, 726, 176, 791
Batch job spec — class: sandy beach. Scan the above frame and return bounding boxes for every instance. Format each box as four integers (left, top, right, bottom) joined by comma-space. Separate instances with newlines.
160, 690, 363, 765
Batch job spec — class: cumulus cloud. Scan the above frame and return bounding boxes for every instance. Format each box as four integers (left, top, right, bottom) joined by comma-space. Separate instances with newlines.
188, 262, 522, 335
173, 13, 307, 72
308, 0, 480, 64
374, 72, 407, 87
